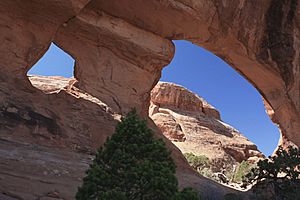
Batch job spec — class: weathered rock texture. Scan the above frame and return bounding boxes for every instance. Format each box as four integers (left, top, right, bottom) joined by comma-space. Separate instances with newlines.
150, 82, 264, 168
96, 0, 300, 148
3, 76, 233, 199
0, 1, 299, 199
0, 137, 91, 200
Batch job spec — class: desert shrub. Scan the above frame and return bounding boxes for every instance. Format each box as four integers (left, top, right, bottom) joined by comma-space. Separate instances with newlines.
184, 153, 216, 179
76, 109, 200, 200
198, 167, 215, 179
184, 153, 233, 183
243, 146, 300, 200
233, 161, 254, 183
184, 153, 209, 171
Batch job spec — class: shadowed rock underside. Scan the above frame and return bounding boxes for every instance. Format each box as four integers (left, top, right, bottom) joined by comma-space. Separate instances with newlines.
0, 1, 299, 199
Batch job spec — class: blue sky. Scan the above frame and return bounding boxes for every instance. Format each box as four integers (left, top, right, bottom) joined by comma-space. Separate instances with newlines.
28, 41, 280, 156
28, 43, 74, 77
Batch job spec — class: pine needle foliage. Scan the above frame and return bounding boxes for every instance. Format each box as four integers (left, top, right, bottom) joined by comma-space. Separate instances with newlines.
76, 109, 200, 200
243, 146, 300, 200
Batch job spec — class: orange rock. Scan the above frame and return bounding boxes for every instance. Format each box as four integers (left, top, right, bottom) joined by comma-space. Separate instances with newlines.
0, 1, 299, 199
150, 82, 264, 167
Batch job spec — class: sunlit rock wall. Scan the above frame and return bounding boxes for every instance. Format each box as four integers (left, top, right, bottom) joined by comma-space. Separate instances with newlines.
0, 0, 299, 199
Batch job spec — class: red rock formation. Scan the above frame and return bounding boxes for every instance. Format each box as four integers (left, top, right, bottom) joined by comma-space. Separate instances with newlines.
0, 1, 299, 199
97, 0, 300, 148
151, 82, 221, 120
150, 82, 264, 166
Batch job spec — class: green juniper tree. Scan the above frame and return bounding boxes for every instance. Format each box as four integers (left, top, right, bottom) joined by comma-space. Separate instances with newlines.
243, 146, 300, 200
76, 109, 200, 200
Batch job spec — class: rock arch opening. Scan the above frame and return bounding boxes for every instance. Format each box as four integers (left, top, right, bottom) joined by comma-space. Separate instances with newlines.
150, 40, 281, 185
28, 43, 74, 78
27, 43, 75, 93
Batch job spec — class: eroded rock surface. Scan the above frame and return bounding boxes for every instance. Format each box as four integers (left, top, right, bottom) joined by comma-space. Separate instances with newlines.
0, 76, 236, 199
1, 1, 300, 199
97, 0, 300, 148
0, 138, 90, 200
150, 82, 264, 168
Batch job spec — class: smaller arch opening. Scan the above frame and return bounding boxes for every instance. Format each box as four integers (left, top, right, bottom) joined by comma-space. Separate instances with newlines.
27, 42, 75, 93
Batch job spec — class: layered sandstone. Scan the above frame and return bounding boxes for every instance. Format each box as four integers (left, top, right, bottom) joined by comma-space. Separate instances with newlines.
0, 1, 299, 199
96, 0, 300, 148
0, 75, 236, 199
150, 82, 264, 169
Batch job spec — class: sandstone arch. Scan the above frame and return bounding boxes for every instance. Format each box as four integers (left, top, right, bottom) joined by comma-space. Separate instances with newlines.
96, 0, 300, 148
0, 0, 299, 199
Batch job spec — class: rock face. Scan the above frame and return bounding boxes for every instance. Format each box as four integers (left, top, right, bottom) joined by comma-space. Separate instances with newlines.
96, 0, 300, 149
150, 82, 221, 120
150, 82, 264, 167
0, 137, 91, 200
0, 1, 300, 199
0, 75, 119, 199
0, 75, 237, 199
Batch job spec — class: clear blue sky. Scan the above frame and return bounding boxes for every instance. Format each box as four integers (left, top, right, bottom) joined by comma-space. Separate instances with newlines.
28, 43, 74, 77
28, 41, 280, 156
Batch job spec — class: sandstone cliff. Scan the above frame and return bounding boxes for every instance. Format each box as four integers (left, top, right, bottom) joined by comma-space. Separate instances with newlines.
150, 82, 264, 170
0, 75, 236, 200
1, 1, 300, 199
